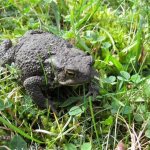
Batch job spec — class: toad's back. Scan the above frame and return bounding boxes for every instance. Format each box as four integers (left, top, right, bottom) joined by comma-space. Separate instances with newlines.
13, 31, 73, 78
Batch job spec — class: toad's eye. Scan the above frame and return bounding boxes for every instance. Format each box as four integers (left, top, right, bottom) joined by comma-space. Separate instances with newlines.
65, 69, 76, 77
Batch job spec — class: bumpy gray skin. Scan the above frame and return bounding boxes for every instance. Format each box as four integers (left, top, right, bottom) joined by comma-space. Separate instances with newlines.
0, 30, 96, 111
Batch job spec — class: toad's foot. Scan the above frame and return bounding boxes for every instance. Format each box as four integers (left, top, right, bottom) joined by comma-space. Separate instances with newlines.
23, 76, 57, 113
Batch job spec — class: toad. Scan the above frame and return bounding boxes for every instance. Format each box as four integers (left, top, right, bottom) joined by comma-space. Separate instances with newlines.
0, 30, 97, 111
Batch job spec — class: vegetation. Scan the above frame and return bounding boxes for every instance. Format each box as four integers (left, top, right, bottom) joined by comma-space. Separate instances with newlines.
0, 0, 150, 149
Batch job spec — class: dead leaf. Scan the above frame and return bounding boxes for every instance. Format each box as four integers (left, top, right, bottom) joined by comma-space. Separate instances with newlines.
115, 141, 126, 150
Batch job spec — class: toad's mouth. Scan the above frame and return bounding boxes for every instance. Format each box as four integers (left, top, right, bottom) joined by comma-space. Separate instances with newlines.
59, 79, 89, 86
59, 74, 99, 86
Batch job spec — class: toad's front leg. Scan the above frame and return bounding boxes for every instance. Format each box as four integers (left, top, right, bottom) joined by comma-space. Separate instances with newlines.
23, 76, 56, 112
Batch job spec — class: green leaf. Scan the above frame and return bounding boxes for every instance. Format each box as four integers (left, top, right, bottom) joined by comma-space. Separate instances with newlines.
135, 97, 145, 102
60, 96, 83, 107
44, 0, 51, 3
103, 116, 113, 126
121, 105, 132, 115
120, 71, 130, 80
29, 0, 41, 4
146, 118, 150, 129
134, 114, 143, 122
85, 30, 98, 41
103, 76, 116, 84
51, 1, 61, 31
98, 36, 106, 42
145, 129, 150, 138
77, 35, 90, 51
100, 27, 117, 51
81, 142, 92, 150
118, 80, 124, 90
111, 96, 124, 106
111, 97, 124, 114
143, 79, 150, 97
117, 76, 124, 81
109, 55, 124, 71
137, 104, 147, 113
69, 106, 84, 116
9, 135, 27, 150
111, 101, 121, 114
64, 143, 77, 150
131, 74, 141, 83
0, 100, 12, 111
102, 42, 111, 49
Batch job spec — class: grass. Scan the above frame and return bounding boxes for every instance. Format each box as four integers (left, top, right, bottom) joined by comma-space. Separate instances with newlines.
0, 0, 150, 149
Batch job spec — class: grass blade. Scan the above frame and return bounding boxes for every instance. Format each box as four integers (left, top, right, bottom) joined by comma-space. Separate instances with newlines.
0, 116, 43, 144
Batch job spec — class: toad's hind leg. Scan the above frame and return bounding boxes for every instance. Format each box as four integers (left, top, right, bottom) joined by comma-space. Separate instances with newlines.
23, 76, 56, 113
